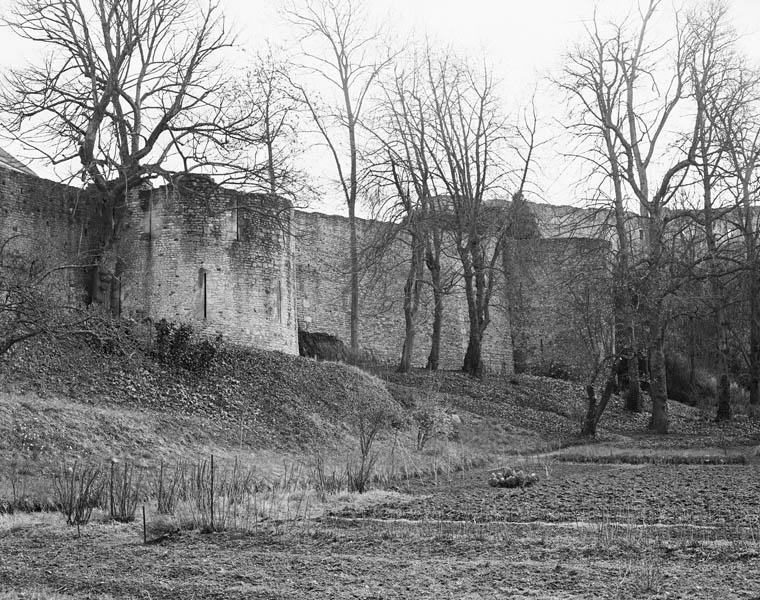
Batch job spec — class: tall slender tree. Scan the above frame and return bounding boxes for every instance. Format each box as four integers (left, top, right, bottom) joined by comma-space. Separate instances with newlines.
710, 66, 760, 406
424, 53, 537, 377
560, 13, 643, 412
689, 0, 737, 420
285, 0, 393, 354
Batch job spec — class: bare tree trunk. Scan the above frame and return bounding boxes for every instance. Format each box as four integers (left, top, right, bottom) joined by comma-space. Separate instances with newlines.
426, 247, 443, 371
649, 332, 669, 433
605, 115, 641, 412
463, 326, 483, 378
460, 243, 488, 378
750, 278, 760, 405
398, 300, 415, 373
624, 330, 642, 412
582, 375, 616, 437
398, 232, 424, 373
582, 385, 598, 437
348, 203, 359, 354
716, 373, 731, 421
713, 274, 732, 421
613, 191, 641, 413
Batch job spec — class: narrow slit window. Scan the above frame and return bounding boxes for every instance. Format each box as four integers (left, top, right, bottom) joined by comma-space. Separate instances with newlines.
234, 198, 239, 241
197, 268, 207, 320
277, 281, 283, 324
203, 272, 207, 319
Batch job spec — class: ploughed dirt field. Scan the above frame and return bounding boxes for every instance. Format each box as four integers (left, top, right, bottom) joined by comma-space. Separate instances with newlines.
2, 455, 759, 600
2, 342, 759, 598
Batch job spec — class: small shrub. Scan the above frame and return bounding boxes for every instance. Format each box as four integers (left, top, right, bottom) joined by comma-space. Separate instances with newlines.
529, 361, 573, 381
152, 319, 220, 373
108, 460, 144, 523
154, 460, 183, 515
343, 368, 404, 493
3, 459, 27, 505
346, 453, 379, 494
52, 461, 104, 527
412, 394, 451, 451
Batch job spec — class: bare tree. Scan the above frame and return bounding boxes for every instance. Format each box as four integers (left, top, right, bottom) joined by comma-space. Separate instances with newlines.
0, 0, 254, 299
560, 12, 644, 412
368, 52, 457, 373
689, 0, 738, 420
285, 0, 393, 354
565, 0, 705, 432
710, 65, 760, 406
424, 52, 536, 377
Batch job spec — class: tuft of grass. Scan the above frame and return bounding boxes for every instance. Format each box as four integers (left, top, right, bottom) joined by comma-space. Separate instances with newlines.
631, 555, 665, 596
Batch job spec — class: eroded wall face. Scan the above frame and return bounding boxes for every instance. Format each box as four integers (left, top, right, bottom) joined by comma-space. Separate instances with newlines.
293, 210, 514, 374
0, 166, 101, 302
114, 179, 298, 354
506, 237, 612, 379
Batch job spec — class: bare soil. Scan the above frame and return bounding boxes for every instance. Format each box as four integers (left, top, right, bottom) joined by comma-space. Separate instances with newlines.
1, 457, 759, 599
2, 338, 759, 598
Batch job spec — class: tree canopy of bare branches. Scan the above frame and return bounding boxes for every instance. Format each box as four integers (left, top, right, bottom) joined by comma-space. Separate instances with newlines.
423, 52, 536, 377
0, 0, 253, 222
234, 45, 313, 207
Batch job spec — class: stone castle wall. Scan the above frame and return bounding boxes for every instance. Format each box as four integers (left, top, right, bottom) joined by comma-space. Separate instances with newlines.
506, 237, 612, 378
293, 211, 513, 373
0, 167, 103, 302
112, 176, 298, 354
1, 162, 613, 375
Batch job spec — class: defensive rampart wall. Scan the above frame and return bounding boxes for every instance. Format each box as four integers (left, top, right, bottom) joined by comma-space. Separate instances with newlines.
1, 162, 613, 376
112, 176, 298, 354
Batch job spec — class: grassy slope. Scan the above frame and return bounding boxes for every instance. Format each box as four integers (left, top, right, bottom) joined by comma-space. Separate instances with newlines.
1, 334, 758, 486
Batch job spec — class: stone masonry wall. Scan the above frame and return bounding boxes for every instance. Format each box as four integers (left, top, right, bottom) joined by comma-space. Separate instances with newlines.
294, 210, 514, 374
113, 176, 298, 354
506, 237, 612, 379
1, 160, 614, 376
0, 165, 102, 301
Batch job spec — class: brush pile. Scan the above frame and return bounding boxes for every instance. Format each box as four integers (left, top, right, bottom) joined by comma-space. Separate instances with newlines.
488, 467, 539, 488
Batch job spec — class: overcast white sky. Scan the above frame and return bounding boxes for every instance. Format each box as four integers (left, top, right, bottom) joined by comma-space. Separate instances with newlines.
1, 0, 760, 212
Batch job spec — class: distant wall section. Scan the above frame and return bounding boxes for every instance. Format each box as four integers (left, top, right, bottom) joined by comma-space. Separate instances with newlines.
506, 237, 612, 379
0, 165, 102, 302
294, 210, 514, 374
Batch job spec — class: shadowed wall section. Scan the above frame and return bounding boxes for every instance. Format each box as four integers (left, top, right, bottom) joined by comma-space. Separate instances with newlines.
293, 210, 514, 374
506, 237, 613, 379
0, 167, 102, 303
